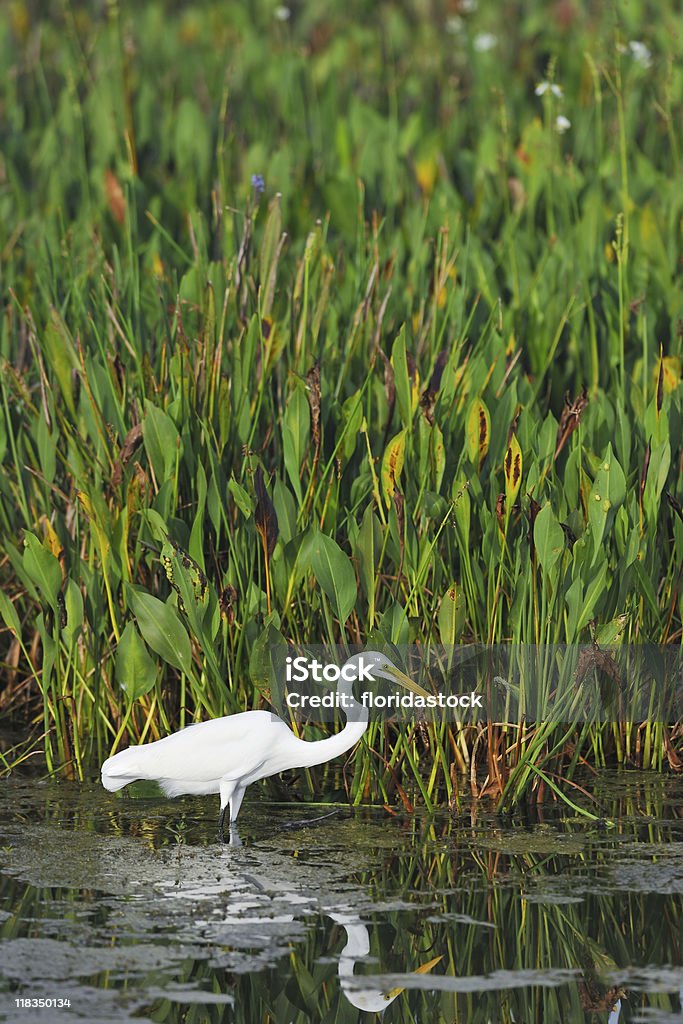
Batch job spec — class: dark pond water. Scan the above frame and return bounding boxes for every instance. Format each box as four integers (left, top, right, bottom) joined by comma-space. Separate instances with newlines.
1, 772, 682, 1022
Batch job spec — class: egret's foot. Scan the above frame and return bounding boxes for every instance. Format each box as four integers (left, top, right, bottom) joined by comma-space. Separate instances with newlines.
279, 809, 344, 832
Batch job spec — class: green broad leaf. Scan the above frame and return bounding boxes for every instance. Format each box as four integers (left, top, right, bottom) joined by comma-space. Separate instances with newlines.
273, 477, 298, 544
41, 310, 79, 416
534, 503, 565, 575
356, 504, 381, 598
259, 194, 282, 315
188, 461, 207, 569
381, 429, 407, 508
116, 621, 157, 699
23, 532, 62, 614
142, 400, 181, 483
283, 384, 310, 503
452, 475, 470, 548
143, 508, 169, 544
62, 578, 84, 646
306, 532, 357, 625
127, 587, 193, 676
643, 439, 671, 525
228, 475, 255, 518
248, 612, 286, 690
339, 390, 363, 461
35, 414, 57, 484
438, 584, 465, 644
588, 443, 626, 564
0, 590, 21, 638
595, 614, 628, 645
391, 326, 412, 428
575, 560, 609, 636
380, 601, 410, 646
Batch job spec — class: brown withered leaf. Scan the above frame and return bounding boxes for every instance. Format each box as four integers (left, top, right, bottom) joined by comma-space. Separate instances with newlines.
420, 349, 448, 425
575, 642, 621, 687
554, 387, 588, 460
57, 587, 67, 630
254, 467, 278, 559
104, 168, 126, 224
527, 495, 541, 556
305, 363, 321, 450
126, 462, 150, 513
666, 491, 683, 524
219, 583, 238, 624
377, 346, 395, 411
560, 521, 576, 549
664, 730, 683, 772
495, 492, 506, 529
393, 489, 405, 543
506, 406, 522, 448
112, 423, 144, 487
656, 347, 665, 416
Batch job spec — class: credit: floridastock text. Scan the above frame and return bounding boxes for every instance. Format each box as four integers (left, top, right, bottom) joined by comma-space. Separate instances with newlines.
285, 691, 484, 709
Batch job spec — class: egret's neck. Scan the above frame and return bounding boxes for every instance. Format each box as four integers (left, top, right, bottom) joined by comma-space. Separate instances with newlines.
294, 679, 369, 769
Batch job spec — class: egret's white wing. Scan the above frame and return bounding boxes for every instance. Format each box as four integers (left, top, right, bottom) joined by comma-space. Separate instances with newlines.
102, 710, 291, 788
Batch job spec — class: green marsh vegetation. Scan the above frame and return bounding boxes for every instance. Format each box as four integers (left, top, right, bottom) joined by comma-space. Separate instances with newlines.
0, 0, 682, 814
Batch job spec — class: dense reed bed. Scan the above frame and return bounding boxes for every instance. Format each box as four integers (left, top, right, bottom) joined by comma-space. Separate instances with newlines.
0, 0, 681, 812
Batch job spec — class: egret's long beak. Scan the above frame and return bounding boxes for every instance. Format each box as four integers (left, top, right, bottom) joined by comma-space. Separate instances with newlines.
383, 666, 432, 699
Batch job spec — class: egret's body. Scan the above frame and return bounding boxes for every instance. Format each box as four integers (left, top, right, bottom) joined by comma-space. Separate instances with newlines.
101, 652, 428, 839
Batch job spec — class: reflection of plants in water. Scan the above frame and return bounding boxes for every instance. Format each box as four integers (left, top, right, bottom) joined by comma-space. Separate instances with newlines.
2, 779, 683, 1022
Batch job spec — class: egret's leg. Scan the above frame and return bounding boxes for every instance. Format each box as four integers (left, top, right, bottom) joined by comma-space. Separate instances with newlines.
217, 779, 237, 843
229, 785, 247, 823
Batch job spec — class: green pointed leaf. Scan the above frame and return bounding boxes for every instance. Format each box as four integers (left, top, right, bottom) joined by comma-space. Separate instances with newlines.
62, 578, 84, 647
116, 621, 157, 699
283, 384, 310, 503
588, 443, 626, 563
0, 590, 22, 638
142, 400, 181, 483
534, 503, 565, 575
23, 532, 62, 614
391, 326, 412, 428
438, 584, 465, 644
228, 475, 255, 518
127, 587, 193, 675
306, 532, 357, 625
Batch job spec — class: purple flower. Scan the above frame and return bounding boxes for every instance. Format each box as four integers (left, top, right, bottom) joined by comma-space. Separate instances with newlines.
251, 174, 265, 194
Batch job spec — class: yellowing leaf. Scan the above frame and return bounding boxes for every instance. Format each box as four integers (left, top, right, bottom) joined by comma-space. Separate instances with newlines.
381, 429, 407, 508
466, 398, 490, 469
415, 154, 438, 195
652, 355, 681, 397
39, 515, 63, 561
504, 434, 523, 506
386, 956, 443, 999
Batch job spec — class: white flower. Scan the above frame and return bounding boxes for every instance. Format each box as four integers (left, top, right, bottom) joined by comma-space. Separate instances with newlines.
555, 115, 571, 134
446, 15, 464, 34
473, 32, 497, 52
628, 40, 652, 67
274, 5, 291, 20
535, 81, 564, 98
460, 0, 477, 11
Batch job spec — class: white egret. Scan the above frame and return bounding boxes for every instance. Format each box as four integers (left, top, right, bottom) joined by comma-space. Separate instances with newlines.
101, 651, 430, 840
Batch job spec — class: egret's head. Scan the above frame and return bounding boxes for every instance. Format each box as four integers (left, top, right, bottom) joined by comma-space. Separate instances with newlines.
342, 651, 431, 698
